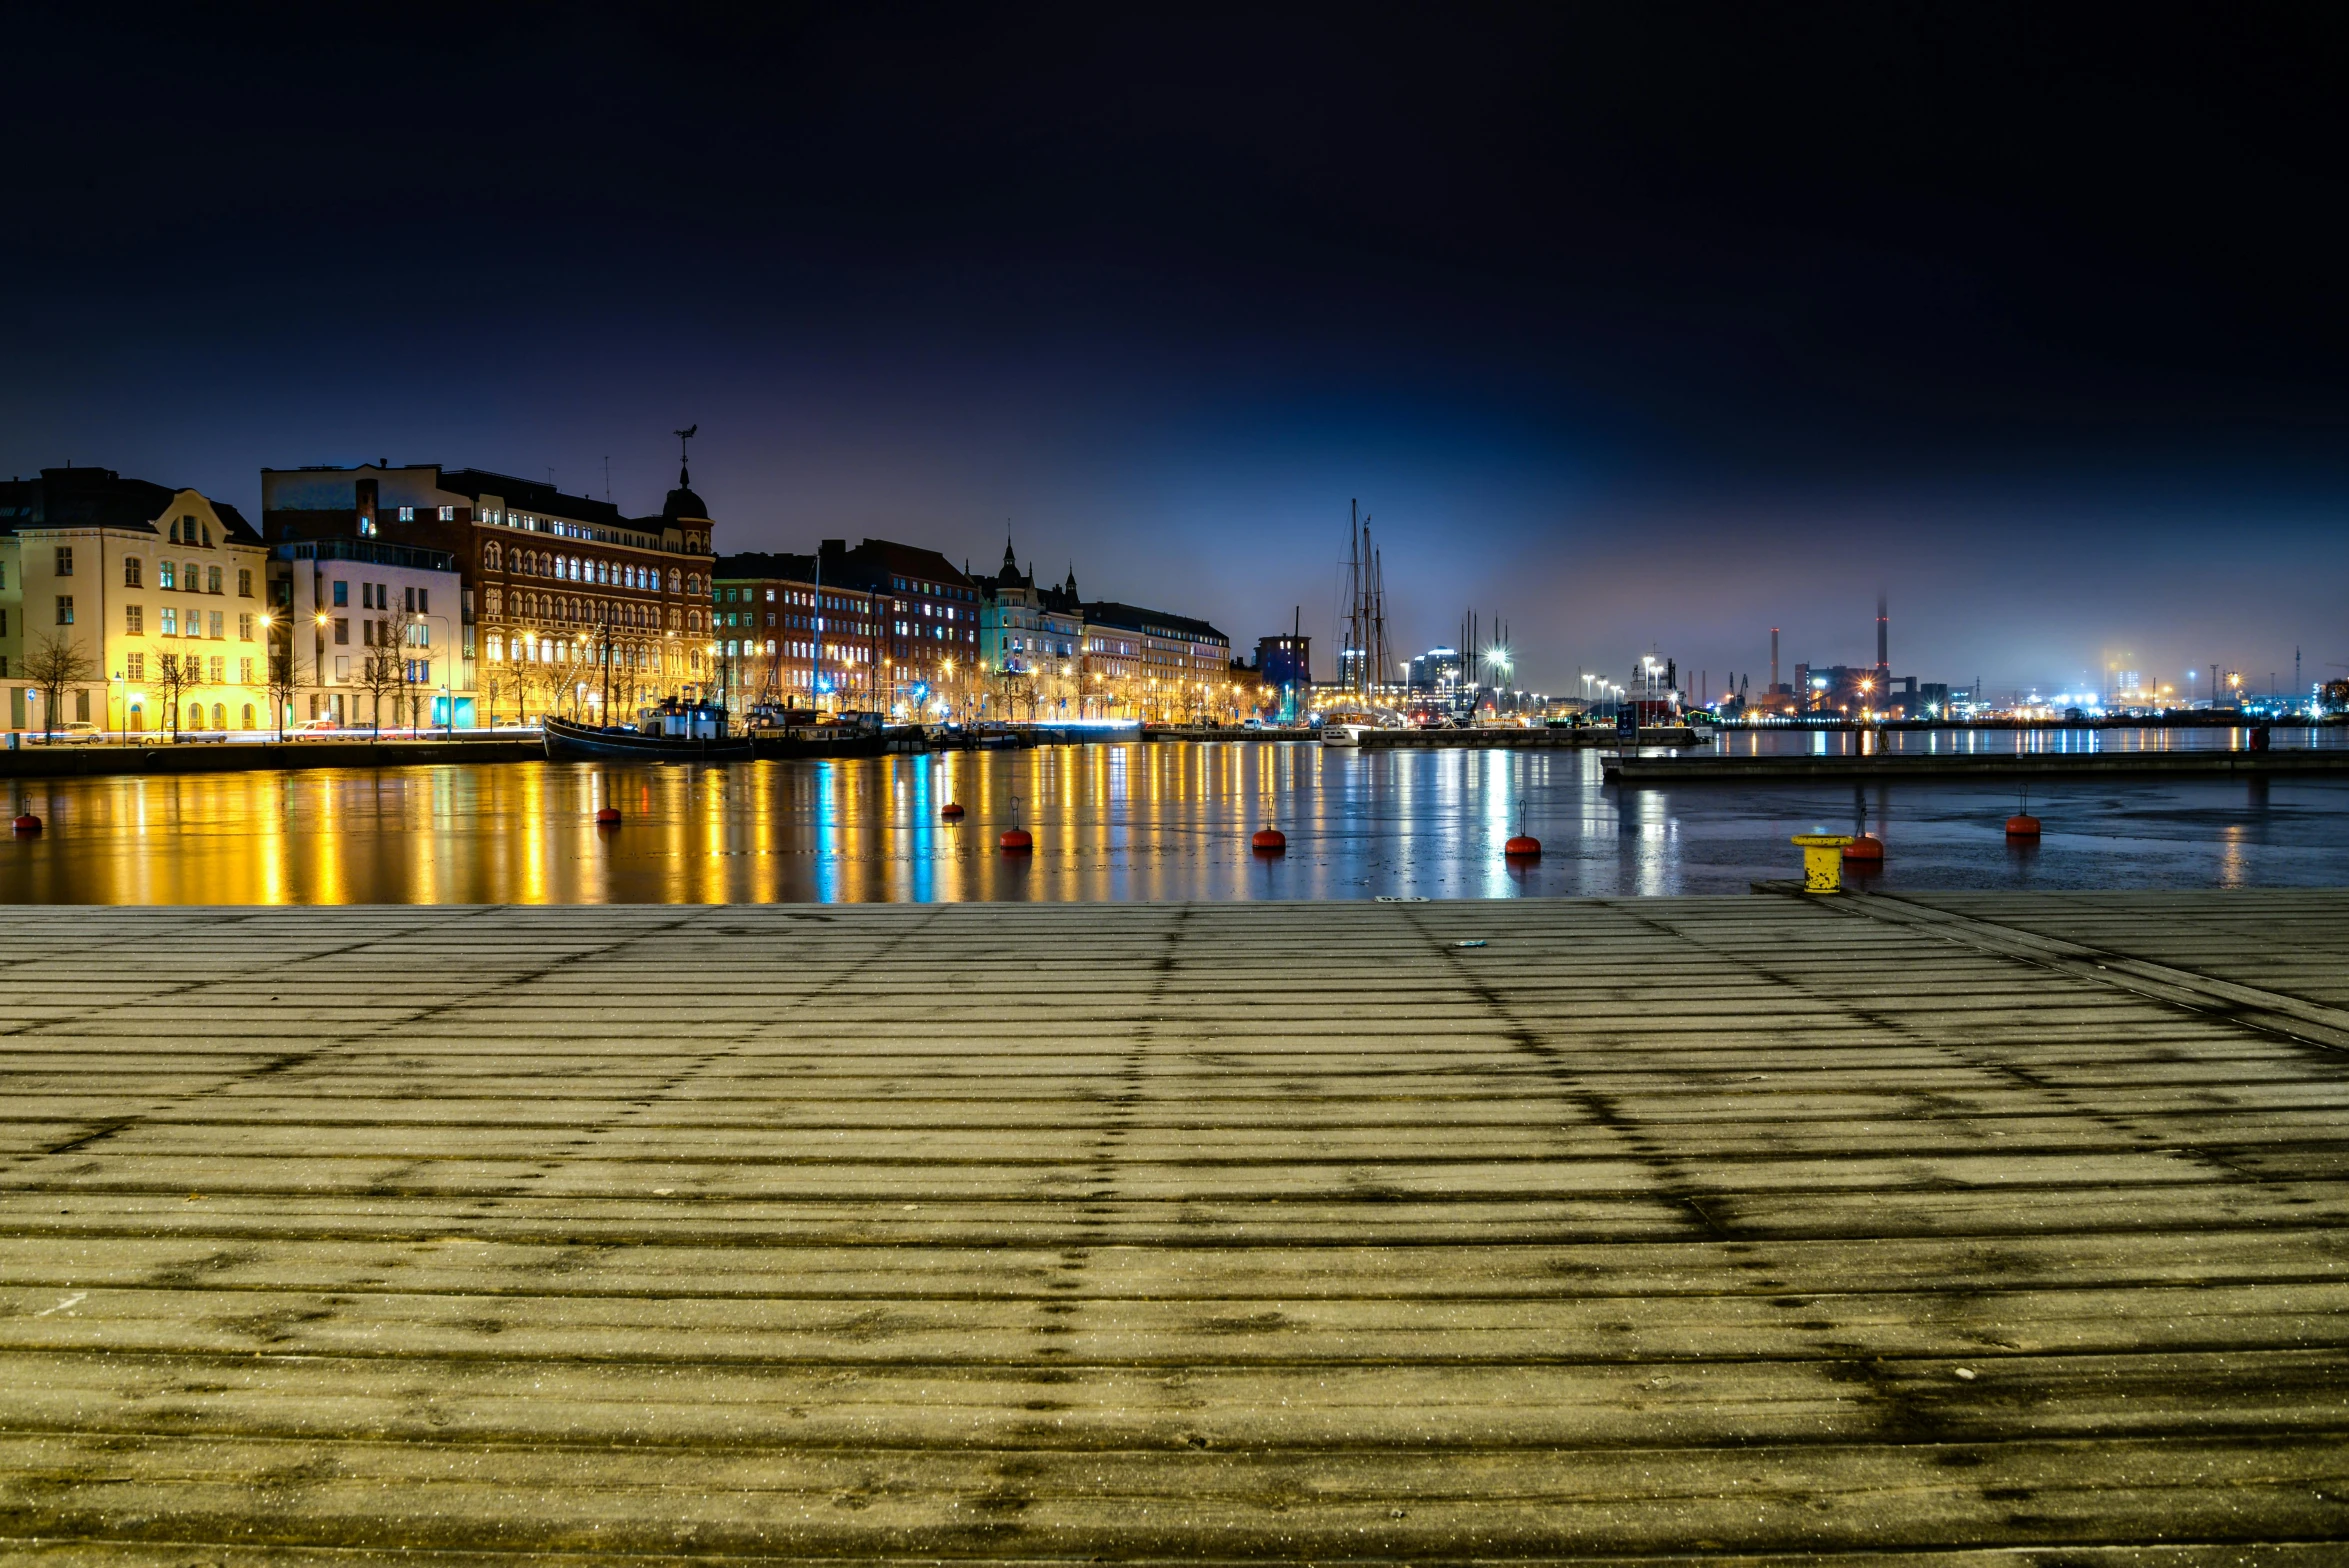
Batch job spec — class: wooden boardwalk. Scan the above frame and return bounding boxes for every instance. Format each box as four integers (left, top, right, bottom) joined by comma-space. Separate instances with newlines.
1, 890, 2345, 1562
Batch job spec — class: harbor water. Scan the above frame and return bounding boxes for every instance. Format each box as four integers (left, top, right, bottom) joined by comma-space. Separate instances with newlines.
4, 732, 2347, 903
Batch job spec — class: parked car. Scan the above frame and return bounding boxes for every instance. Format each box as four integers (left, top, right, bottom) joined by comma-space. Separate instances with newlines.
285, 718, 344, 737
31, 722, 104, 745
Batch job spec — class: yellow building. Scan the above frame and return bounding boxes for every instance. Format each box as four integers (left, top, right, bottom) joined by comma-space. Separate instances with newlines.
4, 467, 270, 735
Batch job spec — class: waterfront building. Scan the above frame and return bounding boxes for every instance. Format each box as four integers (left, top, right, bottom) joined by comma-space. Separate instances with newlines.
260, 460, 718, 725
813, 539, 980, 719
266, 539, 468, 729
710, 551, 883, 712
977, 542, 1084, 720
1247, 630, 1313, 722
1079, 600, 1233, 722
1, 467, 269, 734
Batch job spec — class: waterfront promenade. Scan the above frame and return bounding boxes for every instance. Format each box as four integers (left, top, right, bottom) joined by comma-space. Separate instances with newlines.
1, 890, 2345, 1560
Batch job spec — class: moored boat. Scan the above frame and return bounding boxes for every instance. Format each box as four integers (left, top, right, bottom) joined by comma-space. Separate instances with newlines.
543, 703, 754, 762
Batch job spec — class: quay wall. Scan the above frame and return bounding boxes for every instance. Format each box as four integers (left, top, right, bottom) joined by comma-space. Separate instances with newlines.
1608, 749, 2349, 783
0, 737, 542, 778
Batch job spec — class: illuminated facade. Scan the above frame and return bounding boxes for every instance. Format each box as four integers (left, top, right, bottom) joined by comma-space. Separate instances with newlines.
977, 543, 1085, 720
1, 467, 269, 734
1078, 600, 1233, 722
710, 552, 883, 712
813, 538, 980, 719
266, 539, 468, 729
260, 461, 718, 725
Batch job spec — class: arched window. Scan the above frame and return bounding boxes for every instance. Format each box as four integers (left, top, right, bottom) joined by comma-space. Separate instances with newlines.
487, 634, 504, 661
212, 703, 226, 729
687, 610, 701, 633
241, 703, 254, 729
485, 542, 501, 570
667, 606, 679, 629
668, 569, 681, 593
686, 574, 701, 595
187, 702, 203, 732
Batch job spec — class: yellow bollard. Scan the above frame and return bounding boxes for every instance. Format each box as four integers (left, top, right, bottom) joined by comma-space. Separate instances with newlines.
1791, 832, 1856, 894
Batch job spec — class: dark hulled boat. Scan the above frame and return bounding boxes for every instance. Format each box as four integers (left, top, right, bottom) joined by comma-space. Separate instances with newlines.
543, 706, 754, 762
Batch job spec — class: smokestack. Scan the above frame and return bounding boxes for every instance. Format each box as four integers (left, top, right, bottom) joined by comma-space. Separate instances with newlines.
1876, 591, 1889, 682
1770, 628, 1779, 693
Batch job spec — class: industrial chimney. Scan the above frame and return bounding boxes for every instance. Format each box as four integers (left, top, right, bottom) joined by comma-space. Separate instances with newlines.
1875, 593, 1890, 691
1770, 627, 1780, 695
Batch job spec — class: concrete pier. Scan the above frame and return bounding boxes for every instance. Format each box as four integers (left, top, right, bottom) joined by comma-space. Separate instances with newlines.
1, 890, 2345, 1560
1609, 747, 2349, 782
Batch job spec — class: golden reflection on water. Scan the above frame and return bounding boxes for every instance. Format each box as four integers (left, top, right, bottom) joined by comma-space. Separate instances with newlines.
0, 740, 2331, 904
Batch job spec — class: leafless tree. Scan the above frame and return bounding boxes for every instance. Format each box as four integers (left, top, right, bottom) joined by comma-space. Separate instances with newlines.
265, 634, 305, 740
151, 651, 201, 740
359, 632, 405, 736
20, 631, 94, 741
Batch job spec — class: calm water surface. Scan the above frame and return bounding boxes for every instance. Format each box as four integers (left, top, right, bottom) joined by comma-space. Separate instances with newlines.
4, 736, 2346, 903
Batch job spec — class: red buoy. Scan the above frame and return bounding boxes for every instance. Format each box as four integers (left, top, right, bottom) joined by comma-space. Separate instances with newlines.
1843, 833, 1884, 863
1251, 827, 1286, 852
941, 801, 965, 819
11, 814, 41, 835
2006, 814, 2041, 838
594, 807, 622, 825
999, 826, 1033, 852
1504, 834, 1541, 858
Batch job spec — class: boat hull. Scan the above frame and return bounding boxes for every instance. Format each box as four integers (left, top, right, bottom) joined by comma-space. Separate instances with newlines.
542, 717, 754, 762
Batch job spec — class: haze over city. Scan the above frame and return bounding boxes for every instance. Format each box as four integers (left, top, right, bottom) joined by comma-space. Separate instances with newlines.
7, 6, 2344, 696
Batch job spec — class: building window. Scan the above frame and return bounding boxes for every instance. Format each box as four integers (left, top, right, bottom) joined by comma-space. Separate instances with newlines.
333, 617, 349, 645
127, 652, 145, 680
208, 657, 225, 683
54, 595, 73, 625
237, 568, 253, 597
238, 613, 254, 640
55, 546, 74, 577
398, 506, 415, 522
239, 657, 254, 684
126, 605, 144, 635
438, 505, 454, 521
124, 557, 143, 587
207, 565, 223, 594
487, 634, 504, 661
332, 580, 348, 607
485, 542, 501, 570
162, 608, 178, 636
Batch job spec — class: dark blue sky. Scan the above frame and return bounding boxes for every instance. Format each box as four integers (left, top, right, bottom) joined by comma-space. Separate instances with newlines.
7, 4, 2345, 697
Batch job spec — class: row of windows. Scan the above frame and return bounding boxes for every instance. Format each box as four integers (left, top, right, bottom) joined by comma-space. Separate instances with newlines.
721, 640, 873, 664
122, 607, 255, 640
483, 541, 705, 595
897, 621, 979, 643
484, 634, 702, 674
889, 576, 977, 603
122, 653, 256, 686
484, 589, 694, 631
480, 511, 706, 554
122, 559, 252, 596
328, 580, 428, 613
391, 505, 457, 523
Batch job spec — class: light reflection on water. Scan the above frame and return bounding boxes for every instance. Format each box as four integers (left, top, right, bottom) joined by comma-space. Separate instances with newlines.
4, 739, 2346, 904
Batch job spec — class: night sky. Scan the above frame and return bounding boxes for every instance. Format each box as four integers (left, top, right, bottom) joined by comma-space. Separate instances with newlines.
8, 5, 2345, 700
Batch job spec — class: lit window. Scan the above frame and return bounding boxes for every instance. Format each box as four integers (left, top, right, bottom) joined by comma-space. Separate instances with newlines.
438, 505, 454, 521
398, 506, 415, 521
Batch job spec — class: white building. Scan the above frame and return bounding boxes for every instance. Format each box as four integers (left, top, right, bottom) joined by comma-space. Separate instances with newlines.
268, 539, 471, 729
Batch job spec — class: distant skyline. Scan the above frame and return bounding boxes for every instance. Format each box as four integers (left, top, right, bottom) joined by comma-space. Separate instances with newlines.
7, 6, 2343, 697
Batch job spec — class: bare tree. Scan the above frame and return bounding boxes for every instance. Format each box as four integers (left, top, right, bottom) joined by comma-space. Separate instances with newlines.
359, 631, 405, 736
151, 652, 201, 741
265, 634, 305, 740
20, 631, 94, 741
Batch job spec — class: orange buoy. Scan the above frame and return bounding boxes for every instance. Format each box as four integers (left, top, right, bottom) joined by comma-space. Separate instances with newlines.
594, 807, 622, 825
11, 814, 41, 835
1843, 833, 1884, 863
2006, 814, 2041, 838
1504, 834, 1541, 858
941, 801, 965, 819
1251, 827, 1286, 852
999, 826, 1033, 852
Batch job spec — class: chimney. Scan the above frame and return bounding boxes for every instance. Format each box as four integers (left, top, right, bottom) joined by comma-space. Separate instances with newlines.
1769, 627, 1779, 694
1875, 592, 1890, 685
